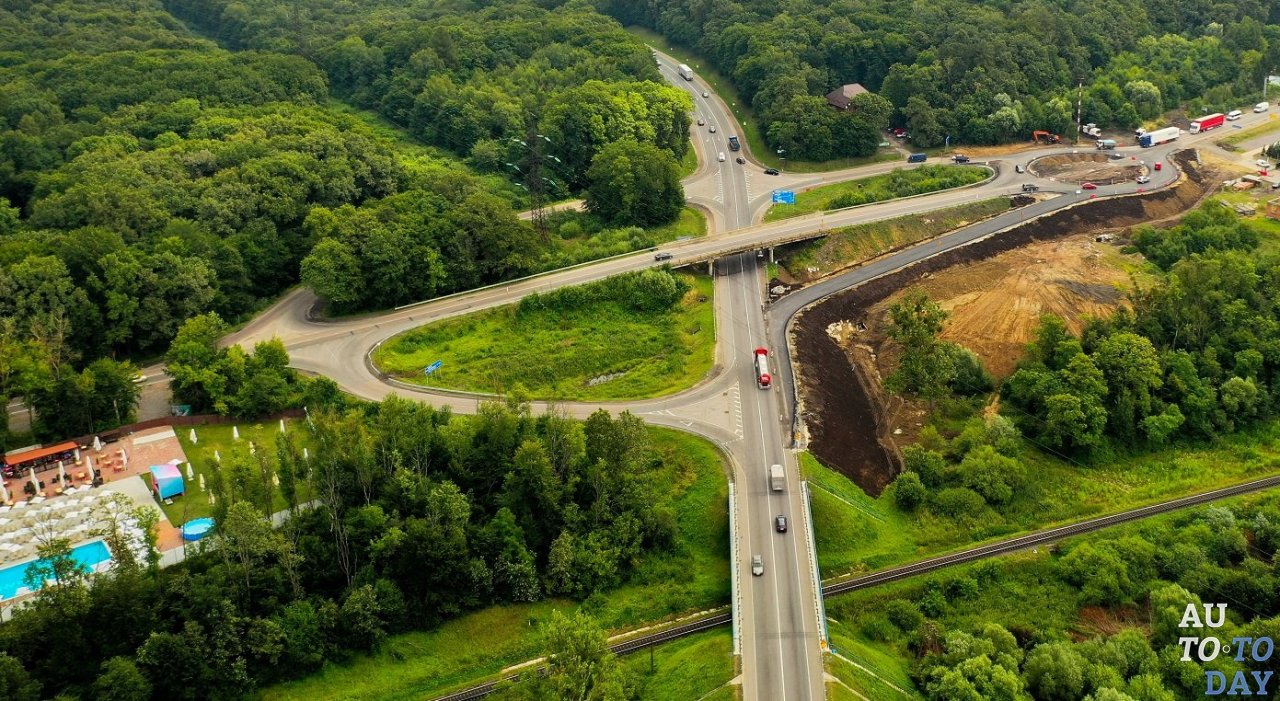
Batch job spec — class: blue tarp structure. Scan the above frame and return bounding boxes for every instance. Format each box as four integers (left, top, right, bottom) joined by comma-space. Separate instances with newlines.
149, 464, 184, 499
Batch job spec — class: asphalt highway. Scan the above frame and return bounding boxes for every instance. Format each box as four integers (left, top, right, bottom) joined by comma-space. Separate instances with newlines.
214, 73, 1280, 701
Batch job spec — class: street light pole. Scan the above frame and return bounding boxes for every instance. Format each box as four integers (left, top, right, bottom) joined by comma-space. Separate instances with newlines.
777, 148, 786, 172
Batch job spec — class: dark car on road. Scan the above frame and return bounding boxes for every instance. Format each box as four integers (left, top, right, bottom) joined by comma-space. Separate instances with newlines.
763, 168, 780, 175
654, 252, 673, 261
775, 515, 787, 533
952, 154, 970, 163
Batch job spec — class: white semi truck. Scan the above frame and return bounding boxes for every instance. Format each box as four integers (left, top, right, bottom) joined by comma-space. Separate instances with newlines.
678, 64, 693, 81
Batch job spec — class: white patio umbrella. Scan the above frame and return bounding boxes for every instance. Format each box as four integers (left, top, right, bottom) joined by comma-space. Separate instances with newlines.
272, 473, 280, 487
208, 493, 215, 505
186, 463, 194, 480
232, 426, 240, 441
189, 428, 198, 444
302, 448, 309, 460
198, 474, 206, 491
1, 480, 9, 504
214, 450, 221, 463
279, 419, 286, 433
92, 436, 102, 452
86, 456, 96, 481
58, 463, 67, 489
28, 468, 38, 493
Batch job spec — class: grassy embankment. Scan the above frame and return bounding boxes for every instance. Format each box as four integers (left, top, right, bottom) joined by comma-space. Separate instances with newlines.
802, 416, 1280, 579
623, 26, 900, 173
821, 488, 1280, 698
157, 421, 315, 525
777, 198, 1012, 282
261, 428, 730, 701
762, 165, 991, 222
1215, 116, 1280, 148
373, 273, 715, 401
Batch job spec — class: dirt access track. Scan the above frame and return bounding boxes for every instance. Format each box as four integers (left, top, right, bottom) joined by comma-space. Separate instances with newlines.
792, 150, 1216, 494
1031, 152, 1147, 185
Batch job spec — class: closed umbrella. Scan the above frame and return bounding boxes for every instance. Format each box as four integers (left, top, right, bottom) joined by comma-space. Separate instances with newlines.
189, 428, 197, 444
198, 474, 206, 491
279, 419, 286, 433
272, 473, 280, 487
1, 480, 9, 504
232, 426, 240, 441
92, 436, 102, 452
302, 448, 309, 461
28, 469, 38, 493
214, 450, 221, 463
186, 463, 194, 480
58, 462, 67, 485
86, 456, 96, 481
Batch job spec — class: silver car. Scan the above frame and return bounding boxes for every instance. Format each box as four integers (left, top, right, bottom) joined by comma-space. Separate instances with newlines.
751, 555, 764, 576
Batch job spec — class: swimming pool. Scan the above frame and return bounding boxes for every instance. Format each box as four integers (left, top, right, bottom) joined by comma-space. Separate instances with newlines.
0, 540, 111, 600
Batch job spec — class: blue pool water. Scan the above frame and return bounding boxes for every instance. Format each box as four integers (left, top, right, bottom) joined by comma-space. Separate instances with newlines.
0, 540, 111, 600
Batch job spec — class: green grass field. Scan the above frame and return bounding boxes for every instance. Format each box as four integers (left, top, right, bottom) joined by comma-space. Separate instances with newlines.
803, 418, 1280, 579
763, 166, 991, 222
373, 274, 716, 401
262, 427, 730, 701
163, 420, 314, 525
539, 207, 706, 271
624, 26, 899, 174
779, 198, 1011, 282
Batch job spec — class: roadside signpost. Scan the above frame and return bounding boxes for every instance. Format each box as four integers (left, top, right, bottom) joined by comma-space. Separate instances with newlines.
423, 360, 443, 375
771, 190, 796, 205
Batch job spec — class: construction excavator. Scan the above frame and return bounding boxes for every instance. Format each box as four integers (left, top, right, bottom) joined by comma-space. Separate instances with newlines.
1032, 130, 1061, 144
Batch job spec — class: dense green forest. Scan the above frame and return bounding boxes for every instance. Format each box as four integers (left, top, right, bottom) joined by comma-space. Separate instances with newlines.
0, 0, 696, 449
828, 495, 1280, 700
162, 0, 692, 190
0, 369, 712, 699
605, 0, 1280, 154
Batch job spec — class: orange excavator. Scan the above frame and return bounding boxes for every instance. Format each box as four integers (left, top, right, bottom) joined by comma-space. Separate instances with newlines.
1032, 130, 1061, 144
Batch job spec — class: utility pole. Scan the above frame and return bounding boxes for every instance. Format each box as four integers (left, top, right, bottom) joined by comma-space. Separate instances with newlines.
1074, 77, 1085, 146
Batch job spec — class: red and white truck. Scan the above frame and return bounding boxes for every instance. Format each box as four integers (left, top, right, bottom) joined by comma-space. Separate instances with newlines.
1189, 113, 1225, 134
753, 347, 772, 389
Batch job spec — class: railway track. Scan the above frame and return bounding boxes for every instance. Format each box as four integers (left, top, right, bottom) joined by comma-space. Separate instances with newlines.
432, 613, 733, 701
433, 474, 1280, 700
822, 473, 1280, 596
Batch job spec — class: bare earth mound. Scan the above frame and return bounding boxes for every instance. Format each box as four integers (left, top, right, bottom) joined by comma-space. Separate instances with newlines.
792, 150, 1217, 494
1031, 152, 1146, 185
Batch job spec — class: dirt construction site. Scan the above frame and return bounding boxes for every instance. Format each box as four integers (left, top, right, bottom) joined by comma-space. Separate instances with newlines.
1030, 152, 1148, 185
790, 150, 1220, 494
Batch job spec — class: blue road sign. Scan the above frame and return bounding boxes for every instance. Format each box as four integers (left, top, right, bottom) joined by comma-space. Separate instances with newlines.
424, 360, 443, 375
771, 190, 796, 204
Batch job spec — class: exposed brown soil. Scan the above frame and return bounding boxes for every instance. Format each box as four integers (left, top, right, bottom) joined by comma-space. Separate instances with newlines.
1031, 152, 1146, 184
794, 150, 1218, 494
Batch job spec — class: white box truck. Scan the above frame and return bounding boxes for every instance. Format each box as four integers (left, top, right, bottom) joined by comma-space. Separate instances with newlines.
678, 64, 693, 81
769, 464, 784, 492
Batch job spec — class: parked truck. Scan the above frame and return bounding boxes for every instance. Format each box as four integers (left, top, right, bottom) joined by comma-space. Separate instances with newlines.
1095, 139, 1117, 150
1138, 126, 1180, 147
1082, 123, 1102, 139
678, 63, 694, 81
753, 347, 771, 389
769, 464, 785, 492
1189, 113, 1225, 134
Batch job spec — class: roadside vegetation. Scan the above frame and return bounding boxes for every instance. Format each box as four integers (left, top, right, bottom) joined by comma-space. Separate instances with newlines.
763, 166, 990, 222
1217, 119, 1280, 148
824, 492, 1280, 700
374, 271, 715, 401
807, 205, 1280, 578
777, 198, 1011, 282
259, 427, 728, 701
536, 207, 706, 273
609, 1, 1280, 156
